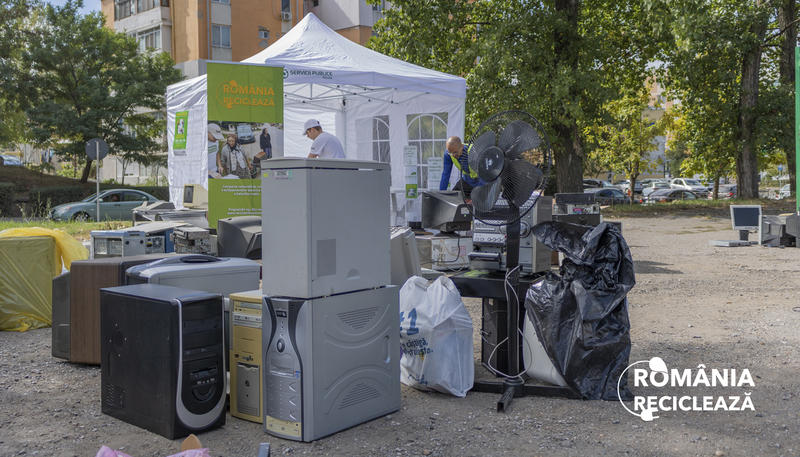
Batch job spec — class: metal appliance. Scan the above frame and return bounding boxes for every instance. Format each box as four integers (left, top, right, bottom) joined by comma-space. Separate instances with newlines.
229, 289, 265, 423
390, 226, 422, 285
261, 159, 391, 298
125, 254, 261, 369
91, 222, 182, 258
217, 216, 262, 259
100, 284, 226, 439
57, 253, 176, 364
51, 272, 71, 359
262, 287, 399, 442
552, 192, 601, 226
420, 190, 472, 233
171, 226, 213, 254
469, 195, 553, 274
260, 158, 400, 441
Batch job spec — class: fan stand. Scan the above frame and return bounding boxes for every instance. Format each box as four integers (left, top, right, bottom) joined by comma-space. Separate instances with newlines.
498, 208, 524, 411
469, 206, 579, 411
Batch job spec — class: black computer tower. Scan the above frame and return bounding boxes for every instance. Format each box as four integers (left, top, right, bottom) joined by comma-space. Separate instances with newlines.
100, 284, 226, 439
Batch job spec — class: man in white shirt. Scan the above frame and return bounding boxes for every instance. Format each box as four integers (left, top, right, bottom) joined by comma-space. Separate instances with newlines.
304, 119, 345, 159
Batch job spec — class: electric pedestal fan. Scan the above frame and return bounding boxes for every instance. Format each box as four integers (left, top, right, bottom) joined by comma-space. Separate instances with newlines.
459, 110, 567, 411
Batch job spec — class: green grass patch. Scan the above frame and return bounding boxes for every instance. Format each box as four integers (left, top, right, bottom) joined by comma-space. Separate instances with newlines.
603, 198, 796, 218
0, 220, 132, 240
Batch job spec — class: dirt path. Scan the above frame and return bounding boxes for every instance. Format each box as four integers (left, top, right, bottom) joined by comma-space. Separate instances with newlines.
1, 215, 798, 456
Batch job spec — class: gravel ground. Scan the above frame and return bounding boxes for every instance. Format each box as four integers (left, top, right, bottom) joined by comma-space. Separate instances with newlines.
1, 215, 799, 456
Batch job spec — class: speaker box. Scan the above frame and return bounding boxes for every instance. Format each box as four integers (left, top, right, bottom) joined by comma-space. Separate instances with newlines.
51, 272, 71, 359
68, 253, 175, 364
100, 284, 226, 439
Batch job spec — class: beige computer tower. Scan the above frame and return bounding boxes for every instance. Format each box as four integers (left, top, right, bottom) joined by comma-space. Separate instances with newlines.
229, 290, 264, 423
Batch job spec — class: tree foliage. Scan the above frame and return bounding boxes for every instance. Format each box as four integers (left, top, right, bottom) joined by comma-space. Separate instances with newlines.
3, 1, 181, 182
368, 0, 659, 193
651, 0, 797, 198
586, 89, 667, 202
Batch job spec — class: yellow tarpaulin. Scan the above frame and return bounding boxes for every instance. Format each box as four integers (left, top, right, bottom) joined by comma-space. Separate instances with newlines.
0, 227, 88, 274
0, 228, 88, 331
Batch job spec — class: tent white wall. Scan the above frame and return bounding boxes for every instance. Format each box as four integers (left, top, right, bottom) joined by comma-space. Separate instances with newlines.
166, 12, 466, 209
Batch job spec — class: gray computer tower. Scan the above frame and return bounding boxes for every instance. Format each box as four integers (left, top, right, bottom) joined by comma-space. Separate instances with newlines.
260, 159, 390, 298
261, 286, 400, 442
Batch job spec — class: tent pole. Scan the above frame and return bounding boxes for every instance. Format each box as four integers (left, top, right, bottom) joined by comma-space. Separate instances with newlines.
342, 97, 347, 153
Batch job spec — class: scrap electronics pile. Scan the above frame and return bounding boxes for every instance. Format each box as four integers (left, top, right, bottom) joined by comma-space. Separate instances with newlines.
47, 117, 637, 449
51, 158, 400, 444
710, 205, 800, 247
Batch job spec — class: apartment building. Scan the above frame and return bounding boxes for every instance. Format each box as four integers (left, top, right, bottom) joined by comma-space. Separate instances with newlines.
101, 0, 388, 78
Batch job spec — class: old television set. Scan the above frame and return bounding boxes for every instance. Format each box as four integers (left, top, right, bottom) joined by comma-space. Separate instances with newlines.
730, 205, 761, 244
183, 184, 208, 209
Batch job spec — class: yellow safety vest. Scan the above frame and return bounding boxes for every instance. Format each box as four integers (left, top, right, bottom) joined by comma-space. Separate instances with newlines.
451, 144, 478, 179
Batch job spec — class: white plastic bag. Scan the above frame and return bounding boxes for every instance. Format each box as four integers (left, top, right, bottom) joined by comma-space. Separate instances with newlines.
399, 275, 474, 397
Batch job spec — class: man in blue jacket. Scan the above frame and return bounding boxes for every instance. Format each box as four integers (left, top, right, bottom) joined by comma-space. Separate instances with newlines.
439, 136, 481, 198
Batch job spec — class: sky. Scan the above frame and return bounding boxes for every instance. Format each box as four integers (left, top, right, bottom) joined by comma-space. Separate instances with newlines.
46, 0, 101, 15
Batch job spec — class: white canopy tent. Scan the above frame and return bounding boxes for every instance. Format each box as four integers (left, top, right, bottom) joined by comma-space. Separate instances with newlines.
166, 12, 466, 210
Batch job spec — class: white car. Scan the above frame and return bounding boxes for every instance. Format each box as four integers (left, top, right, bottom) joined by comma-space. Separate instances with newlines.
670, 178, 709, 197
642, 180, 671, 197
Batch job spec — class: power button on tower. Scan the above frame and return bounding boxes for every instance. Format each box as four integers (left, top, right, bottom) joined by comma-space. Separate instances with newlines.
276, 339, 285, 353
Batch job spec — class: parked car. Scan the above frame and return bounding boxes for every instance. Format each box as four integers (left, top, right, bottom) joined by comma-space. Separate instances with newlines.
582, 178, 614, 189
0, 154, 22, 166
236, 123, 255, 144
584, 187, 629, 205
642, 180, 671, 197
643, 188, 701, 204
49, 189, 158, 221
616, 179, 644, 195
708, 184, 737, 200
670, 178, 709, 197
778, 184, 791, 199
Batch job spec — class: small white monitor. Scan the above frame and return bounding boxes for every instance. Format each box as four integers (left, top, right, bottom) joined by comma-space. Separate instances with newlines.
730, 205, 761, 231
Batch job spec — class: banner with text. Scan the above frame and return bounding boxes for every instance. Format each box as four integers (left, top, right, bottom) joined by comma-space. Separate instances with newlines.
206, 62, 284, 226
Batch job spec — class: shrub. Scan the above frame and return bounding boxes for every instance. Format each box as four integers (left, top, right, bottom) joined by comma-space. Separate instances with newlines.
0, 182, 14, 216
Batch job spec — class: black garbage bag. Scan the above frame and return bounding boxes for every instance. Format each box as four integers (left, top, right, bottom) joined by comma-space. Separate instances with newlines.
524, 221, 634, 400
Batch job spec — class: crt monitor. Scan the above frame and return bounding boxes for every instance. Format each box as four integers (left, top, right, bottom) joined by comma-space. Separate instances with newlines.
730, 205, 761, 243
730, 205, 761, 230
217, 216, 262, 259
183, 184, 208, 209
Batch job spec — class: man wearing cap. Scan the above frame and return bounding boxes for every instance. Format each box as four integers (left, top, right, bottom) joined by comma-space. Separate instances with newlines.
207, 123, 224, 178
303, 119, 345, 159
439, 136, 481, 198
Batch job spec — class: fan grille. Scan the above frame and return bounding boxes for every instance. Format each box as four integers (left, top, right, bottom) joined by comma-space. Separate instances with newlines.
464, 110, 552, 225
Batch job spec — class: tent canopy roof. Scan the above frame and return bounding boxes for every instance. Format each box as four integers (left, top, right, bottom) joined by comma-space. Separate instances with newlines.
241, 13, 466, 99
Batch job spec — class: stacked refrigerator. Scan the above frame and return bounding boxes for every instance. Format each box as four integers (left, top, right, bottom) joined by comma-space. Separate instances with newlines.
260, 158, 400, 442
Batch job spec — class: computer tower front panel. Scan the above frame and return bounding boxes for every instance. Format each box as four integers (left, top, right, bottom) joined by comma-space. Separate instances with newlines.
230, 294, 263, 423
262, 287, 400, 442
100, 284, 225, 439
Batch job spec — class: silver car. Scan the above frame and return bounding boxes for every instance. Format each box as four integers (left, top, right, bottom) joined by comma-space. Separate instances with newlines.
670, 178, 709, 197
49, 189, 157, 221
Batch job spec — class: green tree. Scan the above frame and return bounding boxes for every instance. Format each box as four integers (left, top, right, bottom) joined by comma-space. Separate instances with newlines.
0, 0, 34, 148
6, 1, 181, 182
652, 0, 797, 199
585, 90, 667, 203
369, 0, 659, 193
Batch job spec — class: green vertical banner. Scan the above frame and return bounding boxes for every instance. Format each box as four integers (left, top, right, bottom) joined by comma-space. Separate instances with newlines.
173, 111, 189, 151
795, 47, 799, 214
206, 62, 283, 227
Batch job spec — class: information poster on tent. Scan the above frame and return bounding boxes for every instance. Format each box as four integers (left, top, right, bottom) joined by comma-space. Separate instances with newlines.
427, 156, 443, 189
206, 62, 284, 226
403, 145, 420, 223
173, 111, 189, 155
